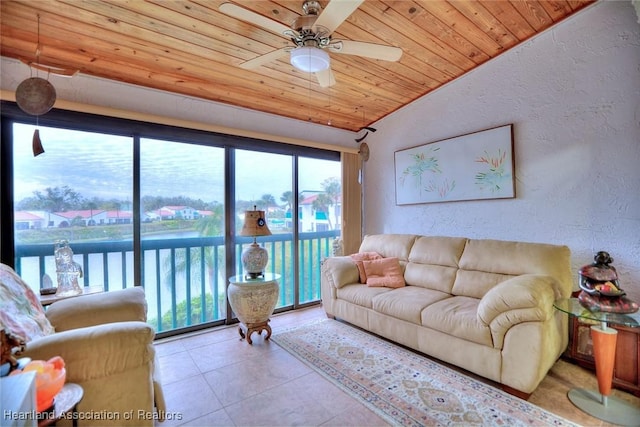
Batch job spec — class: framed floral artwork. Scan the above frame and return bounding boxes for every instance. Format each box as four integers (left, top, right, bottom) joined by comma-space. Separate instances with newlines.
394, 124, 514, 205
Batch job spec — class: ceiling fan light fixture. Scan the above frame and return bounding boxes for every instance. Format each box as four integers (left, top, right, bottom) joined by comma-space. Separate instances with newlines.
290, 46, 330, 73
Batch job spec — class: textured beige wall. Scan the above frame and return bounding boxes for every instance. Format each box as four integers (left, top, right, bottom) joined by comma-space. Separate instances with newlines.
362, 1, 640, 302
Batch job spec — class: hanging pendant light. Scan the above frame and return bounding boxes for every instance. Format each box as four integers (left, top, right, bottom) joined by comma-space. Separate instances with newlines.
15, 76, 56, 117
14, 14, 58, 157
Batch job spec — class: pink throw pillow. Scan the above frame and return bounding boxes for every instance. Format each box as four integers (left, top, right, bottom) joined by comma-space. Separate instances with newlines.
362, 257, 405, 288
350, 252, 383, 283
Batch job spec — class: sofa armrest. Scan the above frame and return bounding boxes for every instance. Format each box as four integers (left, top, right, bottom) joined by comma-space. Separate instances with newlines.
321, 257, 360, 289
477, 275, 560, 349
23, 321, 155, 383
477, 274, 558, 326
46, 287, 148, 332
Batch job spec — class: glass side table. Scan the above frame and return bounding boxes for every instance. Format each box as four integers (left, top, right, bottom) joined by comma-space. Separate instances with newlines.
554, 298, 640, 425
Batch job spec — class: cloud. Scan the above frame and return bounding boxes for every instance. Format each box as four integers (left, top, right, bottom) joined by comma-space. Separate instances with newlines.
13, 124, 340, 205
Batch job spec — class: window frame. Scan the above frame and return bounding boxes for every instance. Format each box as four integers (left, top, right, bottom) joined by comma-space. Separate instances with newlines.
1, 102, 340, 334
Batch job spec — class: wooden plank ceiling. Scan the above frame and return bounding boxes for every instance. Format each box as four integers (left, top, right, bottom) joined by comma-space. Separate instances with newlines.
1, 0, 594, 132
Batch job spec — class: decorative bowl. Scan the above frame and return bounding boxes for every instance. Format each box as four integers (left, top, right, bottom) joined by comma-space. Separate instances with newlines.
10, 356, 66, 412
579, 281, 626, 297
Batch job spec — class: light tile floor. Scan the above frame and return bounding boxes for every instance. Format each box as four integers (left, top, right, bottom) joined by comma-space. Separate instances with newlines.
154, 305, 640, 427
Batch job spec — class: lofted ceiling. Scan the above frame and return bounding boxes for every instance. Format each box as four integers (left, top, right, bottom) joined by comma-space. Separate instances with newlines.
1, 0, 594, 132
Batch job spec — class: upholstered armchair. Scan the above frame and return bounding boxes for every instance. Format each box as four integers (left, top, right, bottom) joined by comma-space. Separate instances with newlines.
0, 263, 166, 426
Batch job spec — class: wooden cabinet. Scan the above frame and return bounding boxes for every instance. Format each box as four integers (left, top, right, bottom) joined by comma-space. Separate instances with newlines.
564, 316, 640, 397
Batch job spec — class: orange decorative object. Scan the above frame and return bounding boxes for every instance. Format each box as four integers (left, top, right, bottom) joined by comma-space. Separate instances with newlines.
590, 326, 617, 397
10, 356, 66, 411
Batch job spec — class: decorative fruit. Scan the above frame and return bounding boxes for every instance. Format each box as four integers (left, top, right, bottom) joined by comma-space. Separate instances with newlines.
593, 281, 624, 296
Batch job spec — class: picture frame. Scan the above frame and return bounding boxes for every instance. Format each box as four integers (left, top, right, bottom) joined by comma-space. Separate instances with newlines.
394, 124, 514, 205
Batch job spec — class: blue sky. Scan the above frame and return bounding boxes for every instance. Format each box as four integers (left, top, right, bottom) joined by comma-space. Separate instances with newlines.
13, 123, 340, 206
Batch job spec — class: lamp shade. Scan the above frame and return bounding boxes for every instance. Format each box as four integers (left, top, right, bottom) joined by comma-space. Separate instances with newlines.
240, 207, 272, 279
290, 46, 330, 73
240, 208, 272, 237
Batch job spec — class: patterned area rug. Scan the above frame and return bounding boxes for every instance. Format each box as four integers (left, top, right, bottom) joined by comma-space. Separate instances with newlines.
272, 319, 578, 427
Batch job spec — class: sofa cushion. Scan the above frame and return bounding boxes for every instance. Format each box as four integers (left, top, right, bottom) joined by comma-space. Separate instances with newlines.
408, 236, 467, 267
404, 263, 458, 293
421, 296, 493, 347
372, 287, 450, 325
452, 270, 515, 299
363, 257, 405, 288
359, 234, 417, 261
0, 263, 55, 342
350, 252, 383, 283
456, 238, 573, 298
336, 283, 392, 309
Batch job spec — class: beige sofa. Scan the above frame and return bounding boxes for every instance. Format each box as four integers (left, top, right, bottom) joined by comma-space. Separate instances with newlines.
320, 234, 573, 398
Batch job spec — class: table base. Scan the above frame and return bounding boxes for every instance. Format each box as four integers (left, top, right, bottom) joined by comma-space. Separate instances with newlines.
568, 388, 640, 426
238, 320, 272, 345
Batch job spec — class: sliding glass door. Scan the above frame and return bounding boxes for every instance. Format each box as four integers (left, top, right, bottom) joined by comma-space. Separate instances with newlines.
298, 157, 342, 304
235, 149, 294, 309
140, 138, 226, 332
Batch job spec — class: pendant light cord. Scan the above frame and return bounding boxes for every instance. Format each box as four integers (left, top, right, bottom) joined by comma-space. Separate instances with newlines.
34, 14, 41, 77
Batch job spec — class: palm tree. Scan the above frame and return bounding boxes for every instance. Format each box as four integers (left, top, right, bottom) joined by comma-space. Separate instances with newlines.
321, 177, 341, 230
162, 204, 225, 324
257, 193, 276, 211
280, 191, 294, 212
87, 201, 98, 226
34, 185, 83, 212
312, 193, 334, 229
280, 191, 306, 231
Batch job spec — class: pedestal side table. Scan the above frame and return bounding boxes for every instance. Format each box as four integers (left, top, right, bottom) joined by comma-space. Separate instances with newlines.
228, 273, 280, 344
554, 298, 640, 425
38, 383, 83, 427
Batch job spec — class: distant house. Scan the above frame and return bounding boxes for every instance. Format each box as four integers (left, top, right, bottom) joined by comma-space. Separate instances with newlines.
106, 210, 132, 225
147, 206, 200, 221
14, 209, 133, 228
297, 193, 341, 232
14, 211, 45, 230
47, 210, 109, 227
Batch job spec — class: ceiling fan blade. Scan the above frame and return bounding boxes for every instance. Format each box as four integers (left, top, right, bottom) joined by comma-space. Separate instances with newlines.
313, 0, 364, 35
239, 48, 289, 69
315, 68, 336, 88
219, 3, 291, 37
329, 40, 403, 62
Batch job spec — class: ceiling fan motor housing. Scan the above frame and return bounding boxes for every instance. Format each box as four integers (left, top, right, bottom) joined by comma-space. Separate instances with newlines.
302, 1, 322, 16
291, 1, 331, 48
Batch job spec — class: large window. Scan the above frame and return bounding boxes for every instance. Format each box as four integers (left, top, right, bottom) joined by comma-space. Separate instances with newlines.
12, 123, 134, 290
1, 103, 340, 337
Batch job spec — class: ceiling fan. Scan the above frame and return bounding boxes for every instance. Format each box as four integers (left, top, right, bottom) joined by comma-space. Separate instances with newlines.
219, 0, 403, 87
